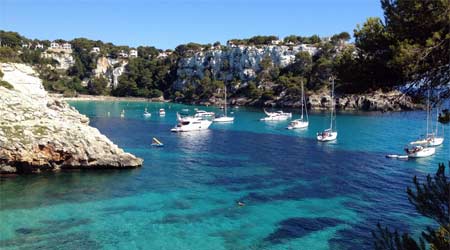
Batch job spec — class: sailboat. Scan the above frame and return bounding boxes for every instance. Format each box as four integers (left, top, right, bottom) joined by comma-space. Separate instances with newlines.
405, 86, 436, 158
287, 80, 308, 129
427, 108, 444, 146
213, 87, 234, 123
409, 89, 443, 147
317, 76, 337, 142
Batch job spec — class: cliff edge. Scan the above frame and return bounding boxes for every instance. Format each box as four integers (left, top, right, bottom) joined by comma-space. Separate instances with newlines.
0, 63, 143, 174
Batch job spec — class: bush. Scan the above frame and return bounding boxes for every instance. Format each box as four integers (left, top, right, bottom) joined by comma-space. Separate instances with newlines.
0, 80, 14, 89
62, 89, 77, 97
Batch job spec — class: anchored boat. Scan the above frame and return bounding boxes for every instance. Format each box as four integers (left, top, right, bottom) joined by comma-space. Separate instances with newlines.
288, 80, 308, 129
317, 76, 338, 142
171, 113, 212, 132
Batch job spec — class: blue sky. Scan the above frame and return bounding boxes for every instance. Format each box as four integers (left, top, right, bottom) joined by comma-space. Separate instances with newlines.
1, 0, 384, 49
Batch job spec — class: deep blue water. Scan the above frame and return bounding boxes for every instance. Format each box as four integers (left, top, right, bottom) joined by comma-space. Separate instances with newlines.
0, 101, 448, 250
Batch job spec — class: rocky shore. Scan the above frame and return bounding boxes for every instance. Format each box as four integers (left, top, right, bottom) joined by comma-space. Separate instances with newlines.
0, 63, 143, 174
188, 89, 420, 112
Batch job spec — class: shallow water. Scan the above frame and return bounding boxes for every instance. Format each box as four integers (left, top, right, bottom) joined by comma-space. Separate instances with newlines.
1, 101, 448, 250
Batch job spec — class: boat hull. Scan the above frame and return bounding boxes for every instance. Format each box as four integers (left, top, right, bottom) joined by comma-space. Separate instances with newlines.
213, 116, 234, 123
171, 120, 212, 132
317, 131, 337, 142
428, 137, 444, 147
287, 120, 308, 129
407, 147, 435, 158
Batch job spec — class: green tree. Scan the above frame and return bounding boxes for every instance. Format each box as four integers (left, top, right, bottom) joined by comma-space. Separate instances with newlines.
373, 163, 450, 250
88, 76, 108, 95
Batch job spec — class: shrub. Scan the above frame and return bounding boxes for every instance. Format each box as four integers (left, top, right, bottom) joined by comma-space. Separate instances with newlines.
0, 80, 14, 89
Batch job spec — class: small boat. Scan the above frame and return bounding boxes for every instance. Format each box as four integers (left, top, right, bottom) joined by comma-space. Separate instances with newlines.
120, 109, 125, 118
171, 113, 212, 132
143, 108, 151, 118
260, 110, 292, 121
214, 87, 234, 123
317, 76, 338, 142
151, 137, 164, 147
159, 108, 166, 116
404, 145, 435, 158
386, 154, 399, 158
181, 108, 190, 115
287, 80, 308, 129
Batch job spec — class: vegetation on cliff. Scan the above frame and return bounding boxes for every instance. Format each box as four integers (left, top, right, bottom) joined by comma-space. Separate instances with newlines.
0, 0, 448, 106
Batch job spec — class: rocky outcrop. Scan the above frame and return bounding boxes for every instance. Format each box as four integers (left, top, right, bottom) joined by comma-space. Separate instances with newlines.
0, 63, 143, 174
175, 44, 317, 89
41, 51, 75, 70
196, 89, 418, 112
93, 56, 127, 88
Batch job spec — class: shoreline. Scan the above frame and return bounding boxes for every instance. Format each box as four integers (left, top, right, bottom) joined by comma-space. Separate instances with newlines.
49, 93, 165, 102
52, 93, 422, 112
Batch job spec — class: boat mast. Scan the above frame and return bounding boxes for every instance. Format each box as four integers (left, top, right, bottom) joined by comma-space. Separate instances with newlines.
301, 80, 304, 120
303, 80, 309, 122
224, 86, 227, 117
426, 86, 430, 135
330, 76, 335, 130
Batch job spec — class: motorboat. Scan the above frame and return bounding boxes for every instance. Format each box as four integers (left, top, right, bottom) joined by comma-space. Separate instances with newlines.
260, 110, 292, 121
120, 109, 125, 118
214, 87, 234, 123
287, 81, 308, 129
171, 113, 212, 132
317, 76, 338, 142
404, 145, 435, 158
159, 108, 166, 116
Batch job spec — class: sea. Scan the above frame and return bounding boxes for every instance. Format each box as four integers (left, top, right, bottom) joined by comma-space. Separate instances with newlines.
1, 101, 448, 250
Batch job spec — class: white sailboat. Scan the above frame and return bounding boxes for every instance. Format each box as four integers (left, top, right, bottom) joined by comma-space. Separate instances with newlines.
409, 89, 444, 147
287, 80, 308, 129
171, 113, 212, 132
317, 77, 337, 142
214, 87, 234, 123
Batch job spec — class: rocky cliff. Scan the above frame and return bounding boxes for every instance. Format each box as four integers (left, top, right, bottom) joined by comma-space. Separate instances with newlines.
0, 63, 143, 174
175, 44, 316, 89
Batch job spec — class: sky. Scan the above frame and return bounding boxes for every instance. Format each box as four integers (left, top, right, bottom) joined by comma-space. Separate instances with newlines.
0, 0, 384, 50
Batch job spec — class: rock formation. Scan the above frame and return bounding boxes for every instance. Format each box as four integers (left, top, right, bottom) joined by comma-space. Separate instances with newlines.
0, 63, 143, 174
175, 44, 317, 89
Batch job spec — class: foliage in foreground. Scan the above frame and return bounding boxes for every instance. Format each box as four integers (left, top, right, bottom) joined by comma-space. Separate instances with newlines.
373, 163, 450, 250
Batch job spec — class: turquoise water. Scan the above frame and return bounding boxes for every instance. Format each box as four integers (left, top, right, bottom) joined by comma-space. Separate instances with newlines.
1, 101, 448, 250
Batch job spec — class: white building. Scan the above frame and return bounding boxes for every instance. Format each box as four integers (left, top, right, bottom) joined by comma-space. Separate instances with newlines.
62, 43, 71, 50
271, 39, 282, 45
50, 42, 60, 49
35, 43, 44, 49
129, 49, 138, 58
118, 50, 128, 58
300, 44, 318, 56
91, 47, 100, 53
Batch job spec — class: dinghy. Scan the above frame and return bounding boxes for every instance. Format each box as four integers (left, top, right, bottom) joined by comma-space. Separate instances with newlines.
151, 137, 164, 147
